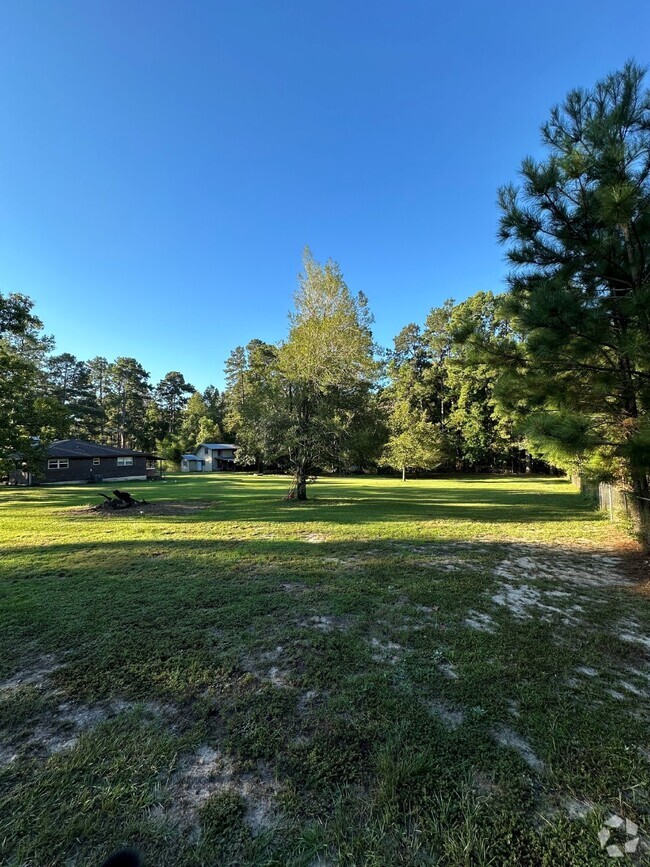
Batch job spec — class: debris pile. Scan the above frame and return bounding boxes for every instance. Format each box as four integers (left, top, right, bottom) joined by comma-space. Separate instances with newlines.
91, 489, 148, 511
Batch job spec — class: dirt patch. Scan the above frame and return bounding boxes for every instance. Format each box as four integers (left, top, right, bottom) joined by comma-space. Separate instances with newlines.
0, 654, 62, 692
507, 699, 520, 718
1, 698, 174, 765
242, 646, 292, 689
493, 726, 544, 772
426, 699, 464, 729
494, 546, 630, 589
168, 745, 280, 837
404, 542, 488, 573
616, 620, 650, 651
280, 582, 310, 594
387, 596, 440, 631
369, 638, 404, 665
300, 615, 353, 633
562, 797, 596, 819
491, 582, 584, 623
296, 689, 320, 714
67, 500, 214, 518
438, 661, 459, 680
464, 611, 497, 633
575, 666, 599, 677
323, 550, 384, 570
305, 533, 327, 544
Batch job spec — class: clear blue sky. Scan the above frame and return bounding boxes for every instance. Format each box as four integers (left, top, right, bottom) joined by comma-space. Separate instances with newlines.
1, 1, 648, 391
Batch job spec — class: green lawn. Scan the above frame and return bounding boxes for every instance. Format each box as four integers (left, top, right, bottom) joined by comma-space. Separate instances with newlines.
0, 474, 648, 865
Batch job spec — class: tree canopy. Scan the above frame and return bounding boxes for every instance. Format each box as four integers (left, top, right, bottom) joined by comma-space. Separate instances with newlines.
495, 61, 650, 517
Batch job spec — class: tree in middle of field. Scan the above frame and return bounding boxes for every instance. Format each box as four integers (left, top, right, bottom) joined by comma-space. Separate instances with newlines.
381, 400, 446, 481
279, 250, 378, 498
223, 249, 379, 498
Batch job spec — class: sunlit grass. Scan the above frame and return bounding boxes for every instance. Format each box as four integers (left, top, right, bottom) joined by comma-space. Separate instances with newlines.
0, 474, 648, 865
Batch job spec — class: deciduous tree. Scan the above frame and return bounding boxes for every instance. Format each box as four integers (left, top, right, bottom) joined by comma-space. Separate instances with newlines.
279, 249, 377, 498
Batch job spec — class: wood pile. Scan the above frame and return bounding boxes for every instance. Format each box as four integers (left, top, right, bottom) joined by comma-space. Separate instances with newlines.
91, 489, 149, 511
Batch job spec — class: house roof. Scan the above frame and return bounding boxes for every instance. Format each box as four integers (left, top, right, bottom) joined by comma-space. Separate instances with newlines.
199, 443, 238, 450
182, 454, 202, 460
48, 439, 154, 459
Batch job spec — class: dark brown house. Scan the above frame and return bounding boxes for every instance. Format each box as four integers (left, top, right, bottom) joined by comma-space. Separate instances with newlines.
44, 439, 154, 484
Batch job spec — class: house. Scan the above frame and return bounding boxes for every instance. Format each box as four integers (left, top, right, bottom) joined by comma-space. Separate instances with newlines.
180, 454, 205, 473
44, 439, 156, 484
181, 443, 238, 472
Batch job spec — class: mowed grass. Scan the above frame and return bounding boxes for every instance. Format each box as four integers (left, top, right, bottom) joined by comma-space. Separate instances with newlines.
0, 474, 649, 866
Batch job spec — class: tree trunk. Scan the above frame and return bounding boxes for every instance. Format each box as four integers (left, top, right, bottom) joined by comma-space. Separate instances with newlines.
402, 466, 406, 482
630, 468, 650, 551
295, 468, 307, 500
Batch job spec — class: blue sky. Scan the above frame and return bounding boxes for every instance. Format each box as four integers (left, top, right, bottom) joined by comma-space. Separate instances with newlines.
1, 1, 649, 391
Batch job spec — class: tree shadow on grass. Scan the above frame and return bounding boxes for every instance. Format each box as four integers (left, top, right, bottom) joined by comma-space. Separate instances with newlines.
11, 479, 602, 526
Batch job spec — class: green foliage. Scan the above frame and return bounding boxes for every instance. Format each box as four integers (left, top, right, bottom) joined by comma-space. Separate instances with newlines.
155, 371, 195, 438
46, 353, 104, 440
496, 61, 650, 505
381, 401, 446, 479
383, 293, 523, 474
222, 250, 380, 490
0, 293, 59, 474
281, 250, 376, 391
278, 250, 378, 494
104, 357, 152, 449
224, 340, 288, 469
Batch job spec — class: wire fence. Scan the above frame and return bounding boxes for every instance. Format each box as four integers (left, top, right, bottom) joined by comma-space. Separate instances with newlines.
573, 475, 650, 547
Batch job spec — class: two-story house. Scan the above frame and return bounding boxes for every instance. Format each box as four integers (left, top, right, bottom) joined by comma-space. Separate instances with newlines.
189, 442, 238, 472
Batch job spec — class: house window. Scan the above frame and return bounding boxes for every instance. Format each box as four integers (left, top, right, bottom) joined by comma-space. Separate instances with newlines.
117, 457, 134, 467
48, 459, 69, 470
93, 458, 100, 465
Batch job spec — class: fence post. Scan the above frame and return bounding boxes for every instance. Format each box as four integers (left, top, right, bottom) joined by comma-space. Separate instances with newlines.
609, 484, 614, 522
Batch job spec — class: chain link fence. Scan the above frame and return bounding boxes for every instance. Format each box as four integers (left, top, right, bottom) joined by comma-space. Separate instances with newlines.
573, 475, 650, 548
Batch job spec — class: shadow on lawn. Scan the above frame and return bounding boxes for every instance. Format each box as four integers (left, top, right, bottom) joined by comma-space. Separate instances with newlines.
13, 483, 601, 527
0, 534, 639, 587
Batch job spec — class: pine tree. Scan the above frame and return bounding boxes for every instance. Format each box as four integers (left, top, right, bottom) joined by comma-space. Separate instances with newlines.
155, 371, 195, 437
497, 61, 650, 533
105, 358, 151, 449
0, 293, 61, 474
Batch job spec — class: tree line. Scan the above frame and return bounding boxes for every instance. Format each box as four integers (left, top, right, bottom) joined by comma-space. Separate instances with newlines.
0, 295, 228, 471
0, 260, 536, 488
1, 62, 648, 526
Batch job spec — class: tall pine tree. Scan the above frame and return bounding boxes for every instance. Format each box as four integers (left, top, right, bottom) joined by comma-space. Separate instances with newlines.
497, 62, 650, 534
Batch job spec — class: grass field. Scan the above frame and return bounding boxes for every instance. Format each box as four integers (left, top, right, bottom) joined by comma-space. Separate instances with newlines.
1, 473, 649, 866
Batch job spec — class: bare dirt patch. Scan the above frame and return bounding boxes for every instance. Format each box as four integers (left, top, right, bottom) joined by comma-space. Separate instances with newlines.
562, 797, 596, 820
1, 656, 176, 766
0, 654, 62, 693
491, 582, 585, 623
426, 699, 464, 729
167, 745, 281, 837
280, 582, 310, 594
296, 689, 320, 714
438, 661, 459, 680
67, 500, 214, 518
1, 697, 174, 765
464, 610, 497, 633
242, 646, 292, 688
493, 726, 544, 772
300, 614, 353, 632
494, 545, 630, 589
616, 619, 650, 651
369, 638, 404, 665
